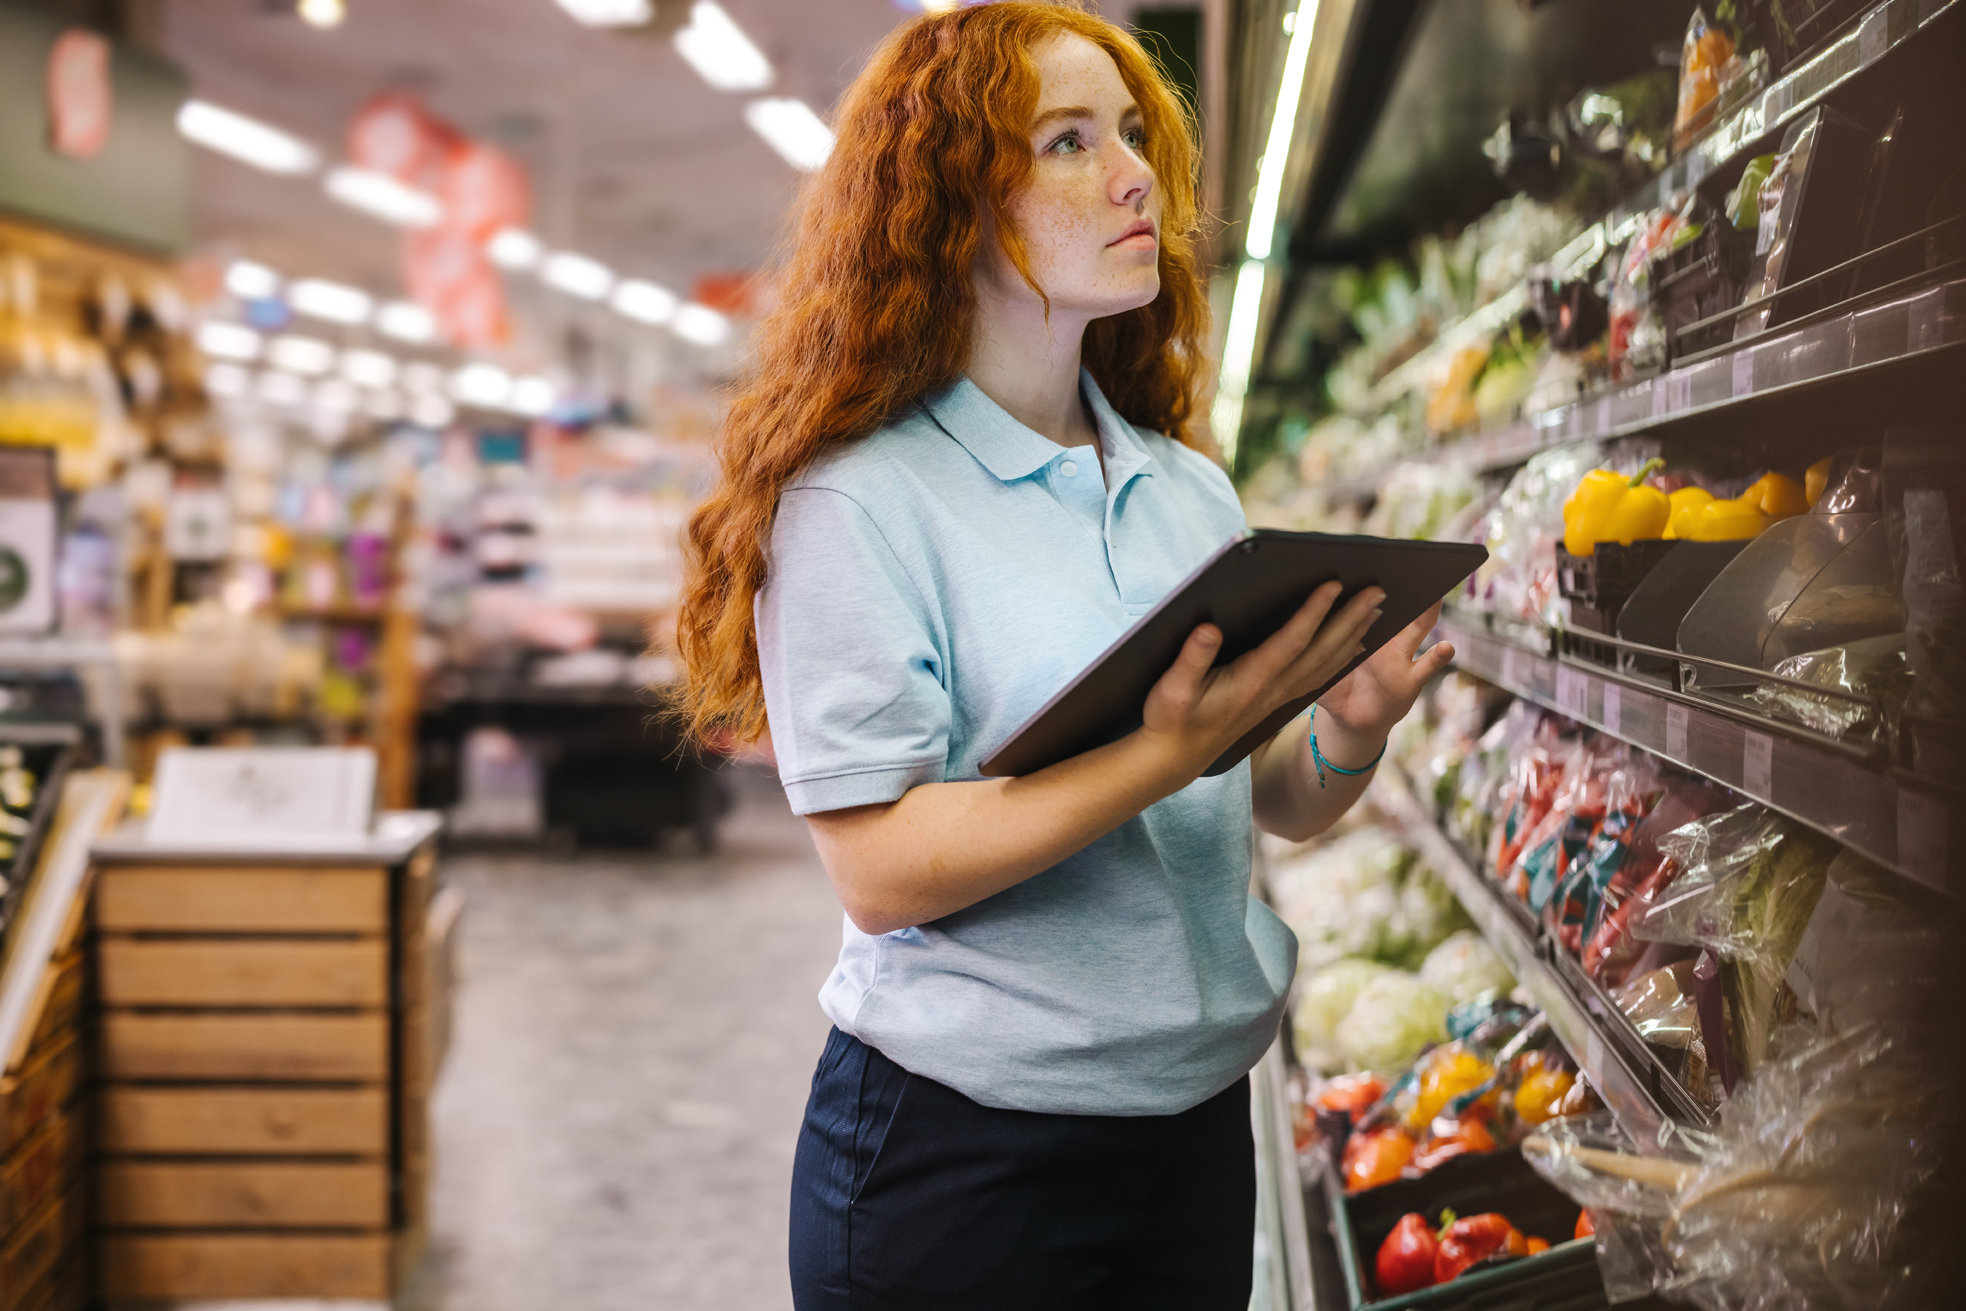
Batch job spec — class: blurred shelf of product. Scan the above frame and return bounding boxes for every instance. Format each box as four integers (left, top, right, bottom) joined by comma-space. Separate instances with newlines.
1228, 1, 1962, 1306
408, 409, 728, 852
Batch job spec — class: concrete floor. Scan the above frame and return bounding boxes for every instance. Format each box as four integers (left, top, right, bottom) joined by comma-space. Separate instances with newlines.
401, 766, 842, 1311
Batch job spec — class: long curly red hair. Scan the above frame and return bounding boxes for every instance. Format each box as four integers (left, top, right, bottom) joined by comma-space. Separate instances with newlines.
676, 0, 1212, 746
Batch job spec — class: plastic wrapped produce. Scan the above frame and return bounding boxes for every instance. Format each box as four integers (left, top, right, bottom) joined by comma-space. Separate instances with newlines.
1465, 443, 1601, 628
1334, 973, 1452, 1074
1749, 634, 1910, 745
1578, 773, 1731, 983
1525, 1021, 1942, 1310
1543, 750, 1664, 953
1418, 930, 1515, 1004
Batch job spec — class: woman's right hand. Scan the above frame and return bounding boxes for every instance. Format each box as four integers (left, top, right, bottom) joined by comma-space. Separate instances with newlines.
1138, 581, 1386, 776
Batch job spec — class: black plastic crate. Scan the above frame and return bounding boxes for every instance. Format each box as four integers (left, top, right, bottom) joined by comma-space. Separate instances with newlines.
1658, 221, 1752, 362
1555, 541, 1680, 638
1326, 1149, 1605, 1310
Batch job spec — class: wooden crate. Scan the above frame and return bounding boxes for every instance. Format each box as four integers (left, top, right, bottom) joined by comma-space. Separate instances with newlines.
0, 1038, 81, 1159
0, 1108, 81, 1234
96, 1232, 393, 1301
98, 937, 388, 1008
10, 1252, 84, 1311
24, 957, 82, 1065
0, 1184, 82, 1309
96, 1160, 389, 1228
96, 1085, 389, 1156
94, 865, 388, 934
98, 1011, 389, 1082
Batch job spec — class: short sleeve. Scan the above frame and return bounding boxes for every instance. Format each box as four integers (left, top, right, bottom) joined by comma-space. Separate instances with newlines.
757, 486, 951, 815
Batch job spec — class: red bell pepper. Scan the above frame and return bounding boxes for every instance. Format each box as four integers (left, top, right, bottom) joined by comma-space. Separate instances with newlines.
1575, 1209, 1595, 1239
1374, 1212, 1439, 1297
1434, 1212, 1529, 1282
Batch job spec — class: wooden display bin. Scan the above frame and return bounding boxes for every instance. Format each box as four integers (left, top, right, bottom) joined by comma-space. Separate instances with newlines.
88, 813, 451, 1302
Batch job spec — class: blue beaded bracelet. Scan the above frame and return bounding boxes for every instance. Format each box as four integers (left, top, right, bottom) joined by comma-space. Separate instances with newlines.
1309, 705, 1386, 788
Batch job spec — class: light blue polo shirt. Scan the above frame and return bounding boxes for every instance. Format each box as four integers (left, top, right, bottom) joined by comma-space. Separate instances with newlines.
756, 371, 1295, 1116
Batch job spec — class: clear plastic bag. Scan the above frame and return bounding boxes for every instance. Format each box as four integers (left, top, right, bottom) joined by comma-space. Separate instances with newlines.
1747, 634, 1910, 746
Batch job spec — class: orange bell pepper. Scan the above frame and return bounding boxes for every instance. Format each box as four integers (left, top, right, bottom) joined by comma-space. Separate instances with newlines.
1739, 472, 1808, 519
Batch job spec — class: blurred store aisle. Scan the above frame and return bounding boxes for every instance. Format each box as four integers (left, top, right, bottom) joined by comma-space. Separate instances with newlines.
402, 767, 839, 1311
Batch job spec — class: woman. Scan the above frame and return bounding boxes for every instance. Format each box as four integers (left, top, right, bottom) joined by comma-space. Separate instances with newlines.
678, 4, 1452, 1306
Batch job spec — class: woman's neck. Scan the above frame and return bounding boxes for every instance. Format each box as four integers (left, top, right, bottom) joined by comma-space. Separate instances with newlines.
966, 287, 1099, 452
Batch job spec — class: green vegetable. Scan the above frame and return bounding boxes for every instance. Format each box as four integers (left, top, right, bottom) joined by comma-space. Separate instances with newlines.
1719, 824, 1837, 1074
1294, 959, 1398, 1073
1336, 973, 1452, 1073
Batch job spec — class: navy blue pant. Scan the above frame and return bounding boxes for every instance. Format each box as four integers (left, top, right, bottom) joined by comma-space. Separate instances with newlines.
789, 1027, 1255, 1310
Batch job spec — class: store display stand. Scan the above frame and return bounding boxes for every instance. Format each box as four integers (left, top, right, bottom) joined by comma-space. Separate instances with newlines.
87, 812, 450, 1302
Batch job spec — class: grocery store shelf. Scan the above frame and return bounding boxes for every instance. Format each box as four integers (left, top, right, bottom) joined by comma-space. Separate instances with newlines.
1253, 1042, 1318, 1310
1437, 614, 1959, 898
1450, 275, 1965, 472
1608, 0, 1956, 234
1375, 767, 1696, 1151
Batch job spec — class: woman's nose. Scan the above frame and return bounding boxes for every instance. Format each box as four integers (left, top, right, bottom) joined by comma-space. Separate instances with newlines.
1108, 143, 1153, 207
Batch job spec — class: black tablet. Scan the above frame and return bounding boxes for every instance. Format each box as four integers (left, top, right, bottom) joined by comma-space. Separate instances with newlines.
977, 529, 1488, 779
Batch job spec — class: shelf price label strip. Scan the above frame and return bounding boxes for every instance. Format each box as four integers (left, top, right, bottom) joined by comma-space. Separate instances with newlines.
1439, 619, 1957, 898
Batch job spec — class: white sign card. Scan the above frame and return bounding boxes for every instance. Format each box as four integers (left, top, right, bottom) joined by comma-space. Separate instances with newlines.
148, 747, 377, 848
0, 448, 57, 635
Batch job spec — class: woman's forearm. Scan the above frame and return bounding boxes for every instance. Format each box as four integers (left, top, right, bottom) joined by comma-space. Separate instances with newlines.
1249, 710, 1383, 843
805, 728, 1198, 935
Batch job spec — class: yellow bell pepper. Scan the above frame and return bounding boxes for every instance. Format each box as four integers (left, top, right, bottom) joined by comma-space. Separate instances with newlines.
1739, 472, 1808, 520
1805, 456, 1834, 507
1681, 497, 1772, 540
1404, 1047, 1499, 1132
1562, 458, 1669, 556
1512, 1052, 1575, 1126
1664, 487, 1716, 539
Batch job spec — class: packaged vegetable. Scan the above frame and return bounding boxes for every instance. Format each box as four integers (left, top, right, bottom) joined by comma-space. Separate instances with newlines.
1673, 7, 1736, 147
1575, 1209, 1595, 1239
1418, 930, 1515, 1003
1343, 1125, 1415, 1193
1315, 1071, 1389, 1125
1543, 750, 1663, 953
1335, 973, 1452, 1074
1402, 1044, 1499, 1132
1411, 1112, 1497, 1172
1512, 1049, 1575, 1126
1376, 1212, 1440, 1296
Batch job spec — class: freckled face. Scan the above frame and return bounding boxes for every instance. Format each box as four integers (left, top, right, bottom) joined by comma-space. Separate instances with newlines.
977, 33, 1162, 320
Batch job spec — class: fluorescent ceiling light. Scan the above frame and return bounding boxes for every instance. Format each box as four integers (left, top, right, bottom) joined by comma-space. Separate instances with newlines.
555, 0, 652, 27
258, 370, 308, 406
288, 278, 373, 325
298, 0, 346, 28
204, 363, 251, 398
540, 251, 615, 300
196, 320, 262, 362
511, 376, 556, 417
325, 166, 444, 228
1245, 0, 1320, 261
268, 334, 335, 376
224, 260, 281, 300
487, 227, 544, 271
409, 393, 456, 428
611, 279, 678, 325
176, 99, 322, 175
376, 301, 438, 344
675, 2, 772, 91
672, 303, 730, 346
745, 98, 833, 172
341, 348, 398, 388
452, 363, 513, 407
1209, 260, 1267, 462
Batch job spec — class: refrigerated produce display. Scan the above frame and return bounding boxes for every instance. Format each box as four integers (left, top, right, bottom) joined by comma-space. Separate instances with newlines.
1228, 0, 1962, 1306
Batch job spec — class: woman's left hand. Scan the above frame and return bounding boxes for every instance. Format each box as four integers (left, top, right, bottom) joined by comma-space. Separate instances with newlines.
1314, 601, 1455, 744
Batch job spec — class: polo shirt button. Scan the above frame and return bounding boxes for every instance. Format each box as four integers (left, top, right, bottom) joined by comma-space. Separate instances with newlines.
1061, 460, 1077, 477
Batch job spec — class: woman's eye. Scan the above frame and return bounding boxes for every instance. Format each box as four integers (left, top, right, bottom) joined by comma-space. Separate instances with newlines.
1048, 133, 1083, 155
1123, 128, 1147, 150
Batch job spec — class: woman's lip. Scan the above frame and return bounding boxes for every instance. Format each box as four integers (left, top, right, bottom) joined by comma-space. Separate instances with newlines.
1108, 224, 1157, 249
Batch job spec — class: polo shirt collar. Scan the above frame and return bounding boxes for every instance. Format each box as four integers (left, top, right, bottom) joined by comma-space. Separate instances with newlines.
922, 371, 1157, 485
